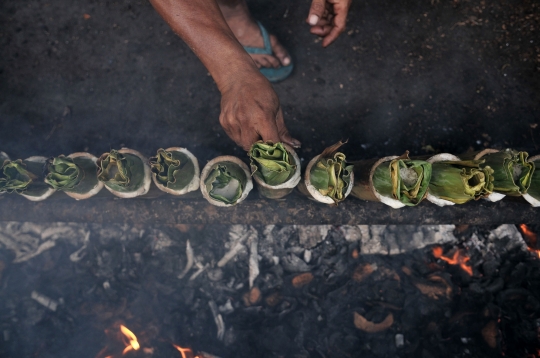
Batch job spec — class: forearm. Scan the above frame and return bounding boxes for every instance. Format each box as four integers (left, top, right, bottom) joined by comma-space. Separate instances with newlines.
149, 0, 258, 91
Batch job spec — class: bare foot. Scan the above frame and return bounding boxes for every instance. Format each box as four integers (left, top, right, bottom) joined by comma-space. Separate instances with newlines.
218, 0, 291, 69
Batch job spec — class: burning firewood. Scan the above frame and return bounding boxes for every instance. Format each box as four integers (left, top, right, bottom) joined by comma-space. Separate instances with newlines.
243, 287, 261, 306
353, 312, 394, 333
352, 263, 375, 282
291, 272, 314, 288
481, 320, 499, 349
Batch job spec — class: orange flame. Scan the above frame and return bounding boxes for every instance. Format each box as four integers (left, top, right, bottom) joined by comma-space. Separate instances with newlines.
173, 344, 199, 358
519, 224, 540, 259
432, 247, 473, 276
119, 325, 140, 355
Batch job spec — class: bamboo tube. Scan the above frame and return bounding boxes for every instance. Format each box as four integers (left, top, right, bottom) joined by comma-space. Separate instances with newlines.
200, 156, 253, 207
350, 155, 407, 209
302, 153, 354, 204
20, 156, 56, 202
62, 152, 104, 200
251, 143, 301, 199
460, 149, 504, 202
425, 153, 462, 207
151, 147, 200, 196
97, 148, 151, 198
523, 154, 540, 207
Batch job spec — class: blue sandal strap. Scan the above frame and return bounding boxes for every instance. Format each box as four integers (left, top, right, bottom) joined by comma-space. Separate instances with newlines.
243, 21, 272, 55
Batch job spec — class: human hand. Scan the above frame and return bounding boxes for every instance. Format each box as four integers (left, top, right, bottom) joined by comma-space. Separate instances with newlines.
307, 0, 352, 47
219, 72, 301, 151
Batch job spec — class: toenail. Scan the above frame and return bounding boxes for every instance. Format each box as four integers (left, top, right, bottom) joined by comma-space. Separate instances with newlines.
308, 15, 319, 26
283, 57, 291, 66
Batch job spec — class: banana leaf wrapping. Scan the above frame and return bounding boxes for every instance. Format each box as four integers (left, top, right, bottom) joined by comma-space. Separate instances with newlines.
200, 156, 253, 207
45, 153, 102, 199
300, 141, 354, 205
0, 157, 55, 201
97, 148, 151, 198
351, 152, 431, 208
0, 159, 35, 194
426, 154, 494, 206
0, 152, 10, 196
476, 149, 534, 197
249, 142, 301, 199
150, 147, 200, 196
523, 155, 540, 207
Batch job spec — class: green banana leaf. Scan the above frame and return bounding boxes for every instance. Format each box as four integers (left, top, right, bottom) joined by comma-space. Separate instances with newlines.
309, 141, 353, 203
150, 149, 195, 190
45, 156, 100, 194
373, 158, 432, 206
480, 149, 534, 196
97, 150, 146, 193
429, 160, 494, 204
527, 159, 540, 201
45, 156, 83, 190
0, 159, 36, 194
204, 162, 247, 204
249, 142, 296, 186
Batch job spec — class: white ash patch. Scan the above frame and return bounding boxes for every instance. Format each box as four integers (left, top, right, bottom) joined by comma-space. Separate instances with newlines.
0, 222, 88, 263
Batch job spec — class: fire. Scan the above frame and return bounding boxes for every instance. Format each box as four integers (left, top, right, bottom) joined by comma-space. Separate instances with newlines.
432, 247, 473, 276
120, 325, 140, 354
519, 224, 540, 259
173, 344, 199, 358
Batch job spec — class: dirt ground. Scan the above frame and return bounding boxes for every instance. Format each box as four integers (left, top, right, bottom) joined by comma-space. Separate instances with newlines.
1, 0, 539, 162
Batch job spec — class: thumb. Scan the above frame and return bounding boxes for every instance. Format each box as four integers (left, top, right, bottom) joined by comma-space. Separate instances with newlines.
307, 0, 326, 25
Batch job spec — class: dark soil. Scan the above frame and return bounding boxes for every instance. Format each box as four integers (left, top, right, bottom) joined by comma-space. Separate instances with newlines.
1, 0, 539, 162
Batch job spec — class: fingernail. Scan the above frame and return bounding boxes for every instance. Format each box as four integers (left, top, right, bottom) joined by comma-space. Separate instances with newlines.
283, 57, 291, 66
308, 14, 319, 26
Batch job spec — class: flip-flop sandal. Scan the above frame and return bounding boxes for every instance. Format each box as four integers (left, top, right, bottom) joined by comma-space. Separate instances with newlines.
243, 21, 294, 83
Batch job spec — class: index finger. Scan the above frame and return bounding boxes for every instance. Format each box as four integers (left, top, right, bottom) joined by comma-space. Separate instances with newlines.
322, 6, 347, 47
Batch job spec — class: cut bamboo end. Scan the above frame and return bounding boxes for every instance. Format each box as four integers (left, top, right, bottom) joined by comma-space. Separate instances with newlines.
64, 152, 104, 200
252, 143, 302, 199
151, 147, 200, 196
100, 148, 151, 198
471, 149, 505, 203
523, 155, 540, 207
355, 156, 406, 209
20, 156, 56, 202
303, 154, 354, 205
200, 155, 253, 207
425, 153, 461, 207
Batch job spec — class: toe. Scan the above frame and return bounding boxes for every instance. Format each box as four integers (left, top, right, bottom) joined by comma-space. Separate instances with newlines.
252, 54, 280, 69
270, 35, 291, 67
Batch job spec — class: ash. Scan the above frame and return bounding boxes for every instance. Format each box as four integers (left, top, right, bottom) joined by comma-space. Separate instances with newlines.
0, 223, 539, 358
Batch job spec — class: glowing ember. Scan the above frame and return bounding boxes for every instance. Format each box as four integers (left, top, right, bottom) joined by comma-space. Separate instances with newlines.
432, 247, 473, 276
120, 325, 140, 355
173, 344, 198, 358
519, 224, 540, 259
